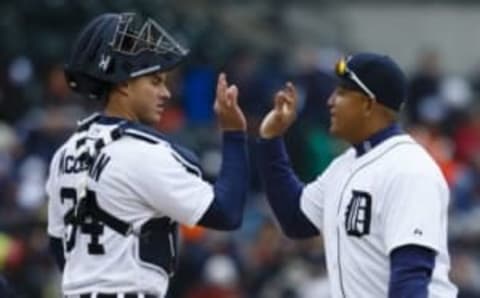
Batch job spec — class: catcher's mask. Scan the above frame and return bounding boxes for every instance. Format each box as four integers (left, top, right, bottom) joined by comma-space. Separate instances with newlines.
65, 12, 189, 100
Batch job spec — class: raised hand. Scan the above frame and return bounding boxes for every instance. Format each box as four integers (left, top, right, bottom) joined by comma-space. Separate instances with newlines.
259, 82, 298, 139
214, 73, 247, 131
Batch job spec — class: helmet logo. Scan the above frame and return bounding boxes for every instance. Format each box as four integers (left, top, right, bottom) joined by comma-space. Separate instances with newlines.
98, 54, 111, 72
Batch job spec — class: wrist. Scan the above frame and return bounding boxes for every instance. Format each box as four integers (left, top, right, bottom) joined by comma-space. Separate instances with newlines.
223, 131, 247, 139
221, 127, 247, 132
260, 128, 286, 139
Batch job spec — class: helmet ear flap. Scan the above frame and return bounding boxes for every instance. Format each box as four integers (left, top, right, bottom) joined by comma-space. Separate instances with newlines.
64, 70, 111, 100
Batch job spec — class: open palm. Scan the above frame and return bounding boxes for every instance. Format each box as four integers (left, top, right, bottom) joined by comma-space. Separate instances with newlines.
259, 82, 298, 139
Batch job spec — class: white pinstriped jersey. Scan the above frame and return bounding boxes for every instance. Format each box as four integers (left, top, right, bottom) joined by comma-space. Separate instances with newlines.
300, 134, 458, 298
46, 114, 214, 297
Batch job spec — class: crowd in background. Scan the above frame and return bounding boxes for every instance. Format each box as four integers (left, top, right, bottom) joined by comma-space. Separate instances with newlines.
1, 2, 480, 298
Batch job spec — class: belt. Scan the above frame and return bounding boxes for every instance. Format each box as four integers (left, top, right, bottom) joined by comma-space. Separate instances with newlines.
65, 293, 157, 298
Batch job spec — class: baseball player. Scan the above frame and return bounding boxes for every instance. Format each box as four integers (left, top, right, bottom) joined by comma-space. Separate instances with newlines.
257, 53, 458, 297
46, 13, 248, 298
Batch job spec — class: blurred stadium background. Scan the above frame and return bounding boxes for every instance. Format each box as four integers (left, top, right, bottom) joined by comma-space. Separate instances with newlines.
1, 0, 480, 297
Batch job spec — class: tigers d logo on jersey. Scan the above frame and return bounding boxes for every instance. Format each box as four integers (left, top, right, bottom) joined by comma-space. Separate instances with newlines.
345, 190, 372, 237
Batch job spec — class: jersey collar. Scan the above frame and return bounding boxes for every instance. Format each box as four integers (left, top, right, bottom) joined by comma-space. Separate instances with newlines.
96, 114, 127, 125
353, 123, 403, 157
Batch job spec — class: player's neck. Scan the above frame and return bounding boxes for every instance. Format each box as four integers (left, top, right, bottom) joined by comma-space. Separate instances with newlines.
104, 96, 139, 122
352, 121, 402, 156
362, 121, 396, 142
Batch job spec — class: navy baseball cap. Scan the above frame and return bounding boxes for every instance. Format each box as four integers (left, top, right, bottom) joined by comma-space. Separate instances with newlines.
335, 52, 407, 111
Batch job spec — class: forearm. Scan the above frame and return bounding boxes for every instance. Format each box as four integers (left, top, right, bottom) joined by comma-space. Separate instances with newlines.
198, 131, 249, 230
389, 245, 436, 298
258, 137, 319, 238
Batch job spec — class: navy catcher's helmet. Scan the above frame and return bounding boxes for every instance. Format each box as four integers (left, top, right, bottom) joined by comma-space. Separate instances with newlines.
65, 13, 189, 100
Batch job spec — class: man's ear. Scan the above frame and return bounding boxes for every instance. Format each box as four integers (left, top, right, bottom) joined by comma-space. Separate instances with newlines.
363, 97, 375, 117
115, 82, 129, 97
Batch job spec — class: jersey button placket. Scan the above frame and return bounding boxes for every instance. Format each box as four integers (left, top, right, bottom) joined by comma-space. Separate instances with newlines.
336, 181, 351, 298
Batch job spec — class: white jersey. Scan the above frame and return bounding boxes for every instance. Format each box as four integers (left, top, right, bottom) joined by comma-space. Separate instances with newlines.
300, 134, 457, 298
46, 114, 214, 297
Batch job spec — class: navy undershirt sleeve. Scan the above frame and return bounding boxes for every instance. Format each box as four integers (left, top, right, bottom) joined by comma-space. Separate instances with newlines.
389, 245, 436, 298
198, 131, 249, 230
49, 236, 65, 272
257, 137, 319, 239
